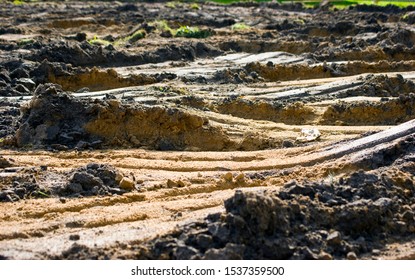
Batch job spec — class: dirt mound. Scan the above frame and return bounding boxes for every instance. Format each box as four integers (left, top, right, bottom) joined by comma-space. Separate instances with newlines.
341, 74, 415, 98
247, 60, 415, 82
26, 41, 222, 67
319, 74, 415, 126
0, 166, 50, 202
0, 163, 133, 202
213, 99, 316, 125
15, 84, 97, 149
0, 59, 37, 96
108, 136, 414, 260
38, 60, 176, 92
321, 94, 415, 126
14, 83, 232, 151
57, 163, 130, 197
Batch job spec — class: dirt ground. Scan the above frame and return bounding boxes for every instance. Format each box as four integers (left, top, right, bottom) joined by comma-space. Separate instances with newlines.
1, 0, 415, 259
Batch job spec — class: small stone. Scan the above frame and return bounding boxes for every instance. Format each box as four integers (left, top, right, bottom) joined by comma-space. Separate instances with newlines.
372, 249, 381, 255
222, 172, 233, 182
167, 179, 185, 188
167, 179, 176, 188
69, 234, 80, 241
75, 32, 87, 41
10, 68, 29, 79
318, 251, 333, 260
71, 172, 103, 191
326, 231, 342, 246
282, 139, 295, 148
0, 156, 12, 168
402, 210, 414, 222
59, 197, 67, 203
14, 84, 30, 94
119, 177, 135, 190
235, 173, 245, 183
115, 171, 123, 183
175, 245, 199, 260
17, 78, 36, 91
196, 234, 213, 250
347, 251, 358, 260
75, 141, 89, 149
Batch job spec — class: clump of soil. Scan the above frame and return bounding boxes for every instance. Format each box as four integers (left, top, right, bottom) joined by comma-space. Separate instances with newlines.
0, 99, 20, 142
15, 83, 98, 149
0, 163, 132, 202
0, 167, 51, 202
14, 83, 233, 151
26, 41, 222, 67
0, 156, 12, 168
0, 60, 37, 96
57, 163, 128, 197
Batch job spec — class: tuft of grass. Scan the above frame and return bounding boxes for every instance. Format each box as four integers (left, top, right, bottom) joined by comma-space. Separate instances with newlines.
35, 190, 50, 198
149, 20, 174, 34
125, 29, 146, 43
13, 0, 24, 5
175, 26, 211, 38
231, 22, 250, 31
88, 35, 111, 46
166, 1, 178, 9
17, 38, 34, 46
190, 3, 201, 10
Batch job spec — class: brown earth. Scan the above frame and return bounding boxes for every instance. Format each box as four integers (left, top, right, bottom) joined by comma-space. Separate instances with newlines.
1, 1, 415, 260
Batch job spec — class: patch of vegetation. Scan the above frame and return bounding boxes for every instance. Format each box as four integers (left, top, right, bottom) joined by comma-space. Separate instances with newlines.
231, 22, 250, 31
175, 26, 211, 38
88, 35, 111, 46
12, 0, 24, 5
166, 1, 178, 9
17, 38, 34, 46
125, 29, 146, 43
190, 3, 201, 9
149, 20, 174, 34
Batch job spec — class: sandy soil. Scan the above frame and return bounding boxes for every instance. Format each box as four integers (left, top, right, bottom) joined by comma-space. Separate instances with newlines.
1, 1, 415, 259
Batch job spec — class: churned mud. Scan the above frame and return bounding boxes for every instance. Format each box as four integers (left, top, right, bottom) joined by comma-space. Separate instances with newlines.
1, 1, 415, 260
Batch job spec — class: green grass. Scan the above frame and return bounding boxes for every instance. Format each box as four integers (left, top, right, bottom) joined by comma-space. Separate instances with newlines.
17, 38, 34, 46
149, 20, 174, 34
125, 29, 146, 43
88, 35, 111, 46
231, 22, 251, 31
175, 26, 211, 38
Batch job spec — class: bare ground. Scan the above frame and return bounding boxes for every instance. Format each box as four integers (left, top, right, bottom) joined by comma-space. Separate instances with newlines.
1, 1, 415, 259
